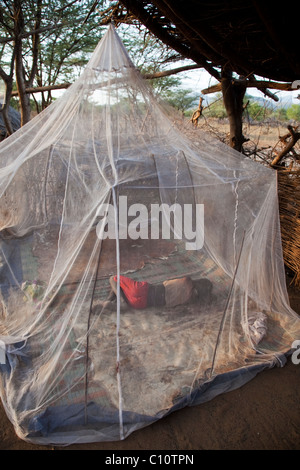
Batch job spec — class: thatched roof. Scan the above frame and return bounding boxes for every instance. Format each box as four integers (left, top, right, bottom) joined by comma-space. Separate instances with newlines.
118, 0, 300, 84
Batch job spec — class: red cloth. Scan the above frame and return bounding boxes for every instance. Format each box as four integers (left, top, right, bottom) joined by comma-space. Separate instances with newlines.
114, 275, 149, 309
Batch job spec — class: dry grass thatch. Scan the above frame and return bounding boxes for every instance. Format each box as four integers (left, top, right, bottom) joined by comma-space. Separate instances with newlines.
278, 169, 300, 287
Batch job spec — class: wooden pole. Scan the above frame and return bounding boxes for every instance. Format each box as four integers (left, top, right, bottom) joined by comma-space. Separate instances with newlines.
221, 70, 247, 152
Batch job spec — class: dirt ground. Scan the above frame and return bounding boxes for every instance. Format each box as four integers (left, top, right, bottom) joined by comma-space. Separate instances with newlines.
0, 276, 299, 452
197, 116, 295, 153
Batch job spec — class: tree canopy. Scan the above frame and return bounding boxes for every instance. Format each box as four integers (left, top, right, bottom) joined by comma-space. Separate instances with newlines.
0, 0, 198, 135
1, 0, 299, 151
0, 0, 108, 129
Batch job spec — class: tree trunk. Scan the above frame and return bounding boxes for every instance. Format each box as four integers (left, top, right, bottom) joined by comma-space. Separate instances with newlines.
1, 81, 14, 136
14, 0, 31, 126
221, 69, 247, 152
0, 50, 16, 136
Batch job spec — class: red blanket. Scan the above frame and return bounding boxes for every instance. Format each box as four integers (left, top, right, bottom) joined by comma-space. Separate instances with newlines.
114, 275, 149, 309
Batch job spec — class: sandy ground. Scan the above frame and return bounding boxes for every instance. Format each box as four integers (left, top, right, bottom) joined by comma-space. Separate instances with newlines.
0, 276, 299, 451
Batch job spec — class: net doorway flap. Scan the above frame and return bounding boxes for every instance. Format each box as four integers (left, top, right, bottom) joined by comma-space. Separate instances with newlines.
0, 24, 300, 446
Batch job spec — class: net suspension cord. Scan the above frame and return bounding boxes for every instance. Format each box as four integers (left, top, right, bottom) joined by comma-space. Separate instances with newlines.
113, 185, 124, 440
210, 230, 246, 378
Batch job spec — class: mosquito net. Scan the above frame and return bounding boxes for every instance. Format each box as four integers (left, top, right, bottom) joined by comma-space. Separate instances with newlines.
0, 24, 299, 445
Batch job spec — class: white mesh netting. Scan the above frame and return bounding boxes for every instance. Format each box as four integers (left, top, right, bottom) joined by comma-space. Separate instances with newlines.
0, 24, 300, 445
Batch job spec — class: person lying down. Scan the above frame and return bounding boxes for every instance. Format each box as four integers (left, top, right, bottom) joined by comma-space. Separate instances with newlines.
95, 275, 213, 312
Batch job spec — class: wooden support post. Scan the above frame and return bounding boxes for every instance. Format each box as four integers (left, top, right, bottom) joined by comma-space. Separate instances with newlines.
271, 125, 300, 166
221, 70, 247, 152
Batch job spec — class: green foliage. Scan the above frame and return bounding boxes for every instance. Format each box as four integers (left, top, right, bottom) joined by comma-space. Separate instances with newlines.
119, 24, 174, 73
0, 0, 108, 113
117, 24, 199, 114
246, 100, 269, 121
1, 2, 299, 123
148, 75, 181, 96
286, 104, 300, 121
0, 3, 192, 113
148, 75, 198, 114
204, 94, 227, 119
37, 1, 105, 83
164, 88, 198, 114
244, 95, 300, 123
273, 107, 288, 121
202, 92, 300, 123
